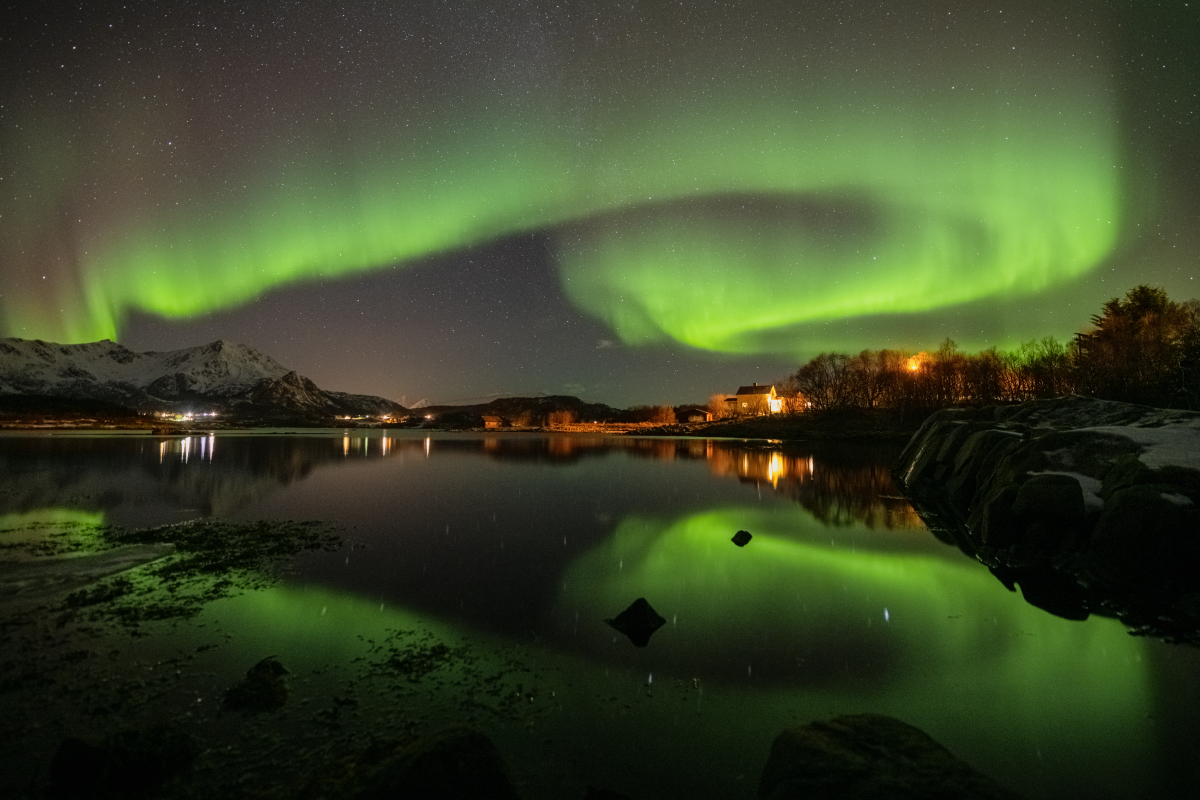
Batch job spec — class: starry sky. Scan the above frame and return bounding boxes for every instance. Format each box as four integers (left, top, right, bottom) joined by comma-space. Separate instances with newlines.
1, 1, 1197, 406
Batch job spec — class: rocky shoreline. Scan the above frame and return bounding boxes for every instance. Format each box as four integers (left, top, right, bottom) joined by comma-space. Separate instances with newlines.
894, 395, 1200, 643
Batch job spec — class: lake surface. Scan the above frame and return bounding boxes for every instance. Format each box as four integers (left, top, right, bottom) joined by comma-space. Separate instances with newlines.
1, 430, 1197, 799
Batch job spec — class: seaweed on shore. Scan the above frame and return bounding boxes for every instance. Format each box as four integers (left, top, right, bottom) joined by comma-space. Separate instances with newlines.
54, 519, 342, 630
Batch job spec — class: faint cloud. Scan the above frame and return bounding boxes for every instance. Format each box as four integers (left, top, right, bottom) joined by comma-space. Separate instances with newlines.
563, 383, 586, 396
596, 338, 619, 349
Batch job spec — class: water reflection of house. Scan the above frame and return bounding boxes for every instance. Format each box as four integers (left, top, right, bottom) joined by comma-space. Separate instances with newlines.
707, 447, 813, 488
729, 383, 782, 415
705, 445, 924, 529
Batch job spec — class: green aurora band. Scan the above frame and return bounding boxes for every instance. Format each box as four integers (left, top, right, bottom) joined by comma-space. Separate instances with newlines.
2, 9, 1121, 354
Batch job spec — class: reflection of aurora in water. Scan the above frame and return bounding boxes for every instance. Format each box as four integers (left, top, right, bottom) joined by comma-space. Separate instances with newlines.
0, 432, 1195, 798
555, 506, 1135, 680
546, 504, 1159, 793
0, 508, 108, 555
195, 569, 1157, 798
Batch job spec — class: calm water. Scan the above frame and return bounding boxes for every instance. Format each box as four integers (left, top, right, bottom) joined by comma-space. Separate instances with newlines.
1, 430, 1197, 799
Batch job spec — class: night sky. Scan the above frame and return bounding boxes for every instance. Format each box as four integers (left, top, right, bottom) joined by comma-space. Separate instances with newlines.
2, 1, 1197, 406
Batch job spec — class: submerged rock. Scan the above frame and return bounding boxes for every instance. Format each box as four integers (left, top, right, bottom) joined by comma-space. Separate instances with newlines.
605, 597, 667, 647
585, 787, 633, 800
758, 714, 1022, 800
894, 396, 1200, 643
222, 655, 290, 712
732, 530, 753, 547
47, 726, 196, 800
351, 725, 520, 800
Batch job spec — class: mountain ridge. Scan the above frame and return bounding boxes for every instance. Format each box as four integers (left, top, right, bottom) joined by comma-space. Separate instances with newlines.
0, 338, 404, 419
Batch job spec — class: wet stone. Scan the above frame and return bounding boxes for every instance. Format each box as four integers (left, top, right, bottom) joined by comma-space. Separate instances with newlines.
222, 656, 290, 713
759, 713, 1023, 800
605, 597, 667, 648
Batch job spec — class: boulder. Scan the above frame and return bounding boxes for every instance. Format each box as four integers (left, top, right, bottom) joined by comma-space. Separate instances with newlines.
48, 726, 195, 800
605, 597, 668, 647
222, 656, 290, 713
894, 396, 1200, 643
758, 713, 1022, 800
351, 725, 521, 800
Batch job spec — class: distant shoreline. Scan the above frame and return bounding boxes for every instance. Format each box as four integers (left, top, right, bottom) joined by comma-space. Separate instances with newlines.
0, 406, 936, 441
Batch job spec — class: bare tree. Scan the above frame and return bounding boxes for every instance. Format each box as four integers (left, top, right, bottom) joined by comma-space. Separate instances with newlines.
793, 352, 853, 410
707, 393, 736, 419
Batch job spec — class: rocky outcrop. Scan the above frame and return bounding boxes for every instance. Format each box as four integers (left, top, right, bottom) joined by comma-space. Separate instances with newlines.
759, 714, 1021, 800
48, 726, 196, 800
895, 396, 1200, 643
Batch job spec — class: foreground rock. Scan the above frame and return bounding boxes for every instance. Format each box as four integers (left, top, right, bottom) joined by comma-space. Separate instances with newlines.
222, 656, 290, 713
351, 726, 521, 800
759, 714, 1021, 800
48, 726, 196, 800
895, 396, 1200, 643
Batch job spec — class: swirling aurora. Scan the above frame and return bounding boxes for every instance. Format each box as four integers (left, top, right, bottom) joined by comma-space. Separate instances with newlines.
1, 1, 1195, 401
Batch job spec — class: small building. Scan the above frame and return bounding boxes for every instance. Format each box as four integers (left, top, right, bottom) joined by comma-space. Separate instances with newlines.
677, 406, 713, 423
732, 383, 781, 415
481, 415, 503, 429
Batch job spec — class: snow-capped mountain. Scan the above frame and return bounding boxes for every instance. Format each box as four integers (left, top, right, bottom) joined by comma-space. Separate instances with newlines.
0, 338, 405, 418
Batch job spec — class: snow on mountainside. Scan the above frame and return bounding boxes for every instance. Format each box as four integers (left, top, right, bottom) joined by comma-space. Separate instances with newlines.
0, 338, 404, 418
0, 339, 288, 397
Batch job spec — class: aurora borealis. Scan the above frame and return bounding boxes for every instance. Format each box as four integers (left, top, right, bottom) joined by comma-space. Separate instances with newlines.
2, 1, 1197, 404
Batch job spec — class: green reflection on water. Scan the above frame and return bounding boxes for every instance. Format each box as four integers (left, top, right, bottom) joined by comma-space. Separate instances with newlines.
551, 505, 1157, 792
0, 508, 108, 554
0, 508, 106, 530
196, 501, 1158, 798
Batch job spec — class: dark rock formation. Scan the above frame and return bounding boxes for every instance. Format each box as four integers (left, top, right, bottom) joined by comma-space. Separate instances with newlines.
895, 396, 1200, 643
605, 597, 667, 647
222, 656, 290, 713
351, 725, 521, 800
48, 726, 196, 800
758, 714, 1022, 800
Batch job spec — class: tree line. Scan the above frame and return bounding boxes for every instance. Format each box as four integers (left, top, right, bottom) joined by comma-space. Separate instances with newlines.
776, 286, 1200, 412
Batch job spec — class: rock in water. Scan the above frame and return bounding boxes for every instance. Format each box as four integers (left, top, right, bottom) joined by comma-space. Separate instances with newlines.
732, 529, 753, 547
605, 597, 667, 647
758, 714, 1023, 800
222, 656, 290, 713
48, 726, 196, 800
352, 725, 520, 800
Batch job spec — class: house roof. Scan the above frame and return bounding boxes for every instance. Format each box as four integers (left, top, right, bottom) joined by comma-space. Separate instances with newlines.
735, 384, 775, 396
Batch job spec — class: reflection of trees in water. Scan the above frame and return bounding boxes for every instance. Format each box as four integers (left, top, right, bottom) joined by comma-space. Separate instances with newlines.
476, 435, 704, 464
778, 465, 923, 530
704, 445, 924, 530
472, 436, 924, 530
